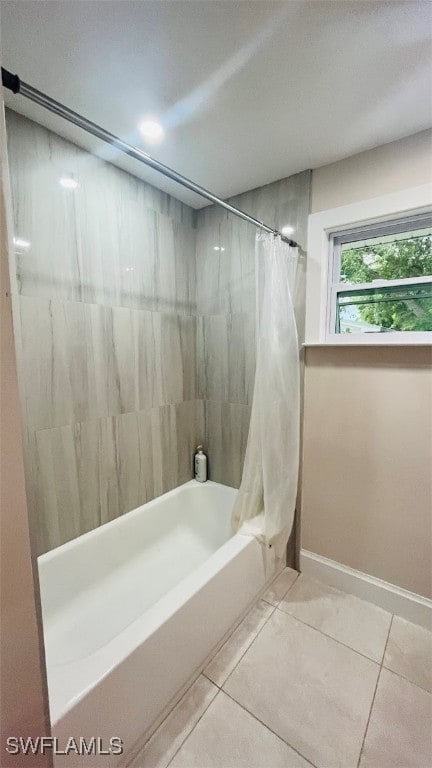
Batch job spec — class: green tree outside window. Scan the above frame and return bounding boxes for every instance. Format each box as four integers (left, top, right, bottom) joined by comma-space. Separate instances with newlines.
340, 233, 432, 331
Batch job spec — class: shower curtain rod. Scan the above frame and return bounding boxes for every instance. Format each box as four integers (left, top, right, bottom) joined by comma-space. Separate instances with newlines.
2, 67, 299, 248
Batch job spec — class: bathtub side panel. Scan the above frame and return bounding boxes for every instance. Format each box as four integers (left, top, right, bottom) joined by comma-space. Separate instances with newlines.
52, 537, 267, 766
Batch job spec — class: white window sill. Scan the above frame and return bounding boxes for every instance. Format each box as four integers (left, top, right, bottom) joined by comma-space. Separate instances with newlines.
303, 341, 432, 348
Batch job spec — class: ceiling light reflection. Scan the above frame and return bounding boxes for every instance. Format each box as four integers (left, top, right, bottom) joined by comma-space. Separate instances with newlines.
281, 225, 294, 236
60, 176, 78, 190
13, 236, 31, 250
139, 119, 165, 145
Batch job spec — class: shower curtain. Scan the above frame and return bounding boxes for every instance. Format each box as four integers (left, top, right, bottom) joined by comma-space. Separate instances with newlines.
231, 233, 300, 562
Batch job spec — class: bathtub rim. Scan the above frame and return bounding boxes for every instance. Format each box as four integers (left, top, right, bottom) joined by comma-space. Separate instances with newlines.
38, 479, 230, 569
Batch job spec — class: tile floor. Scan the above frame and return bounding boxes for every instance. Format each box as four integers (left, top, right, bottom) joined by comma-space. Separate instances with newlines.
129, 569, 432, 768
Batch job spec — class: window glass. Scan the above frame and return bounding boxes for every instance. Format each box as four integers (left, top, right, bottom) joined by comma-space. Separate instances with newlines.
336, 282, 432, 334
340, 226, 432, 285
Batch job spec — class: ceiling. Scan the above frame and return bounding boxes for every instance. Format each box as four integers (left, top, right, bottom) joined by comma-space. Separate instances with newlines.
1, 0, 431, 208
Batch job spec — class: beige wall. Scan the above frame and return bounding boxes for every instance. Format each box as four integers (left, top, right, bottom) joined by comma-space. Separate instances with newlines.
301, 346, 432, 599
311, 128, 432, 213
0, 102, 51, 765
302, 129, 432, 599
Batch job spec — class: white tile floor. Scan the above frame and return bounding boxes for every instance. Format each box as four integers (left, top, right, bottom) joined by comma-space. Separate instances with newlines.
129, 569, 432, 768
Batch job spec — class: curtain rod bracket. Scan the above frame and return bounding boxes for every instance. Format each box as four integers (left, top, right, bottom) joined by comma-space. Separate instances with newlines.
2, 67, 21, 94
280, 234, 297, 247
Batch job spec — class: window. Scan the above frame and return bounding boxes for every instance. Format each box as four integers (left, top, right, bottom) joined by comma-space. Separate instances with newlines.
327, 214, 432, 340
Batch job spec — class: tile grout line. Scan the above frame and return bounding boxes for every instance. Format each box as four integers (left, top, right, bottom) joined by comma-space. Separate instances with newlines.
276, 580, 432, 693
380, 614, 394, 667
129, 573, 298, 767
356, 665, 383, 768
213, 571, 302, 688
356, 614, 394, 768
221, 687, 318, 768
158, 584, 428, 768
199, 575, 322, 768
261, 569, 301, 608
379, 613, 432, 693
127, 671, 219, 765
217, 575, 388, 768
381, 664, 432, 695
202, 669, 221, 688
261, 570, 300, 609
273, 602, 388, 666
203, 571, 299, 690
211, 602, 277, 687
160, 574, 297, 768
162, 682, 220, 768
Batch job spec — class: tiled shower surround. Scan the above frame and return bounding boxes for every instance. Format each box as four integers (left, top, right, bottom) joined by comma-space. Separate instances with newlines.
6, 109, 310, 554
195, 177, 310, 487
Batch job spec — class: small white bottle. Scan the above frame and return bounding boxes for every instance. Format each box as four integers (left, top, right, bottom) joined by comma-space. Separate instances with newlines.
194, 445, 207, 483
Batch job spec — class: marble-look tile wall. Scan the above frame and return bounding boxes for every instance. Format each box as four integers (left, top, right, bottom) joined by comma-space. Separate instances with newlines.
6, 110, 200, 555
7, 108, 310, 554
195, 172, 311, 487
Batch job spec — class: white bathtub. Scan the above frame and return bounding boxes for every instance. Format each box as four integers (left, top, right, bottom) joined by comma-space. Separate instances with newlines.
38, 480, 275, 765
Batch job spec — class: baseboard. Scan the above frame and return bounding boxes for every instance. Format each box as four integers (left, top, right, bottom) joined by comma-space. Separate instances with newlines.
300, 549, 432, 630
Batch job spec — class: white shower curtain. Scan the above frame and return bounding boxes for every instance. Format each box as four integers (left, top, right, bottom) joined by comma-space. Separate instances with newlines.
231, 233, 300, 562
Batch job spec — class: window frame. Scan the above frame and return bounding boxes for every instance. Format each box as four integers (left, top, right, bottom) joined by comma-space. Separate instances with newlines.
305, 183, 432, 346
325, 213, 432, 344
